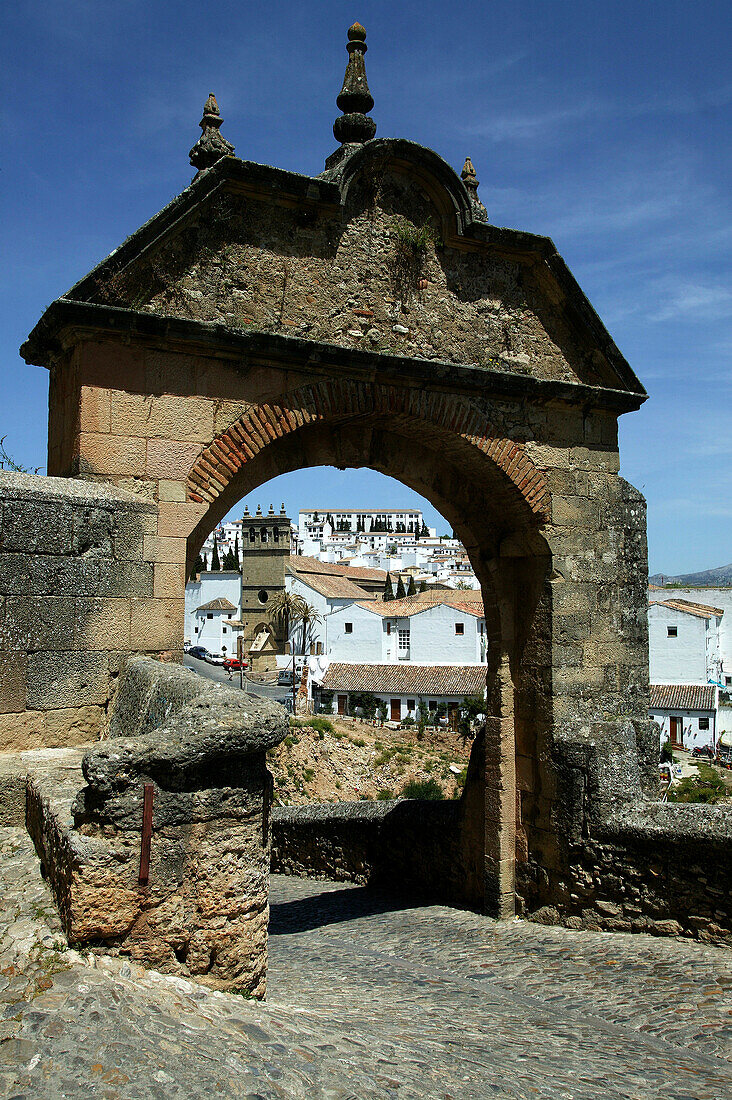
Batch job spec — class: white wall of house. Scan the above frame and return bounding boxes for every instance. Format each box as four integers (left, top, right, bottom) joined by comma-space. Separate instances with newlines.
192, 607, 238, 655
324, 603, 383, 662
651, 707, 716, 751
653, 586, 732, 686
648, 603, 710, 684
184, 572, 241, 643
321, 690, 474, 723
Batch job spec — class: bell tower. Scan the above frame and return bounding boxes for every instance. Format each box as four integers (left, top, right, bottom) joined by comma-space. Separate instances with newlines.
239, 503, 291, 650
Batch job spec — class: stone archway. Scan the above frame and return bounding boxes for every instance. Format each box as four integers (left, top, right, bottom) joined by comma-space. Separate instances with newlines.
22, 110, 652, 920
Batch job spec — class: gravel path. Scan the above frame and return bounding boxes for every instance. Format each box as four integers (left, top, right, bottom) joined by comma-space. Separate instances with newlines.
1, 826, 730, 1099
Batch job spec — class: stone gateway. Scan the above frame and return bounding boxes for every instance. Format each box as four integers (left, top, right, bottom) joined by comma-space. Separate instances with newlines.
10, 24, 730, 942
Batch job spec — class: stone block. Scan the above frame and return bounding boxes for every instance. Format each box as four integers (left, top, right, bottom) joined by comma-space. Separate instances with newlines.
129, 598, 185, 651
76, 432, 147, 477
146, 438, 203, 480
71, 505, 115, 556
96, 560, 154, 598
142, 534, 187, 564
0, 706, 104, 751
157, 480, 187, 503
153, 562, 186, 599
26, 650, 110, 709
80, 341, 146, 391
78, 386, 111, 433
0, 596, 75, 652
147, 395, 215, 444
74, 598, 131, 650
0, 498, 73, 554
157, 501, 208, 539
0, 651, 26, 713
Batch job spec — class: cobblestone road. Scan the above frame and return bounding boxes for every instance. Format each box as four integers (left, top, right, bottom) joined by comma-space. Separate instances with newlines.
1, 826, 730, 1099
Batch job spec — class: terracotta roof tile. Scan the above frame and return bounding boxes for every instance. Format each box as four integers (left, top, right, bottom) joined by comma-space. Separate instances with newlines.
289, 554, 387, 582
196, 597, 238, 612
321, 662, 487, 695
294, 572, 374, 600
355, 590, 484, 618
649, 684, 716, 711
651, 599, 724, 619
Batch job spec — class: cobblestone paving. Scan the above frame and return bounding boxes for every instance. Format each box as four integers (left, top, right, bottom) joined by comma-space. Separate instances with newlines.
1, 827, 730, 1099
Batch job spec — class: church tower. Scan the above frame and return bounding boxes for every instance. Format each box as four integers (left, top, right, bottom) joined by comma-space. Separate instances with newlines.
239, 503, 291, 651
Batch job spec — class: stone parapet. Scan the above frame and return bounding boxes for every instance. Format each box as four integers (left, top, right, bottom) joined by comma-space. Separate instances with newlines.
19, 658, 288, 996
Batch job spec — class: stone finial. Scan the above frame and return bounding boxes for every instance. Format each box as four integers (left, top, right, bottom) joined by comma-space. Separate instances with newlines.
333, 23, 377, 145
256, 504, 262, 516
268, 504, 275, 515
189, 94, 235, 173
461, 157, 488, 223
280, 503, 286, 514
243, 505, 250, 516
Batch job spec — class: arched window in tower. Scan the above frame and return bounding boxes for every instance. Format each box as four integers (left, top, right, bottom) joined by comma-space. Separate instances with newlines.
249, 527, 256, 543
273, 527, 280, 542
261, 528, 268, 544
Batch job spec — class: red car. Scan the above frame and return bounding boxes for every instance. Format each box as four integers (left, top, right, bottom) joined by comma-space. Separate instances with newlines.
223, 658, 247, 672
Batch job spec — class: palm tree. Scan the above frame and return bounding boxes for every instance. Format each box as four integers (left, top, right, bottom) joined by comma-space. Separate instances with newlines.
296, 601, 322, 656
267, 590, 307, 653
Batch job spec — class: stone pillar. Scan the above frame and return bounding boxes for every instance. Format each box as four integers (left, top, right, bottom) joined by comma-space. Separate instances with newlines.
484, 652, 516, 918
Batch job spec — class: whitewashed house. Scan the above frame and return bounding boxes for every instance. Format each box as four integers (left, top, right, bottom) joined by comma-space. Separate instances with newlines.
648, 598, 723, 685
185, 571, 242, 650
319, 662, 487, 724
649, 684, 717, 752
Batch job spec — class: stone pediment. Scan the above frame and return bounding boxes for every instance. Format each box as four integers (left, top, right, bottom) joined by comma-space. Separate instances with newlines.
23, 146, 644, 399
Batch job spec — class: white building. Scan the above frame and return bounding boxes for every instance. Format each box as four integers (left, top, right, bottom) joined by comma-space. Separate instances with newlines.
318, 662, 487, 724
324, 591, 487, 665
649, 684, 717, 752
299, 508, 429, 543
648, 598, 723, 685
185, 571, 242, 652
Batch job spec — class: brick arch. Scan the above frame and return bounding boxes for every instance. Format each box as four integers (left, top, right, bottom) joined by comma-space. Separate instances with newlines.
186, 379, 551, 522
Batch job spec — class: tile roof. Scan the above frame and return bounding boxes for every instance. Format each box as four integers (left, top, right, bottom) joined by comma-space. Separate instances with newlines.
321, 663, 487, 696
289, 555, 387, 583
294, 572, 374, 600
196, 597, 238, 612
651, 599, 724, 619
355, 590, 484, 619
649, 684, 716, 711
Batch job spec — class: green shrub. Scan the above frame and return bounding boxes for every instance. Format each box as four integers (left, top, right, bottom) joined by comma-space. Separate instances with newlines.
302, 717, 335, 735
303, 768, 315, 783
400, 777, 444, 800
376, 788, 394, 800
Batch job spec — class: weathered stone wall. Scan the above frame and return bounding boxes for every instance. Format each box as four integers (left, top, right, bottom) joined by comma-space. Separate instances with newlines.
0, 472, 167, 751
28, 657, 288, 996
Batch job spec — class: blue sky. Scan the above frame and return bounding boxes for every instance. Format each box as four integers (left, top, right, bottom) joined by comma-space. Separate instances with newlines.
2, 1, 730, 573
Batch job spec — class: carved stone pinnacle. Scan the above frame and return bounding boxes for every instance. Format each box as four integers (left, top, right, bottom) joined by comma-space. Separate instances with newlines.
189, 93, 235, 173
333, 22, 377, 146
461, 157, 488, 223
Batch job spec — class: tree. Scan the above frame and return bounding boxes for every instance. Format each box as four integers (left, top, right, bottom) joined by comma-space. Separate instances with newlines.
457, 694, 487, 742
222, 547, 238, 570
233, 533, 239, 560
193, 553, 207, 574
296, 601, 322, 656
383, 573, 394, 602
0, 436, 41, 474
454, 579, 472, 590
210, 536, 221, 571
407, 575, 417, 596
267, 590, 307, 653
395, 575, 406, 599
419, 579, 427, 593
420, 522, 429, 538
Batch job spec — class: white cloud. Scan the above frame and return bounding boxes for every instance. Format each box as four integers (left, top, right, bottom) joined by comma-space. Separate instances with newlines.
650, 279, 732, 323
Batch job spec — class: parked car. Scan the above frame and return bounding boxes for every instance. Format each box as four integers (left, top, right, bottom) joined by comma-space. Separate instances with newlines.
187, 645, 208, 660
223, 658, 247, 672
206, 652, 226, 666
277, 669, 294, 686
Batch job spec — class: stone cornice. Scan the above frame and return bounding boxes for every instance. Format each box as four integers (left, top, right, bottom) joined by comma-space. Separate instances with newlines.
21, 298, 647, 414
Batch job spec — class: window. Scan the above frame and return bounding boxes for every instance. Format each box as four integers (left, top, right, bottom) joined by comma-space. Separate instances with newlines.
345, 623, 353, 634
258, 589, 268, 604
249, 527, 256, 543
429, 700, 437, 711
407, 699, 415, 710
667, 626, 677, 637
455, 623, 464, 635
386, 622, 391, 635
207, 613, 213, 620
699, 717, 710, 730
398, 629, 410, 653
261, 528, 268, 544
222, 627, 227, 634
273, 527, 279, 542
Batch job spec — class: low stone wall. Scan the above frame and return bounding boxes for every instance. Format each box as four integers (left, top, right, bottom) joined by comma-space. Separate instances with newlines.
272, 799, 477, 905
27, 657, 288, 996
526, 802, 732, 947
0, 471, 163, 751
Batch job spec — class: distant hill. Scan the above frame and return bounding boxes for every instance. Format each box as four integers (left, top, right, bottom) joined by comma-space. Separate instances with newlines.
650, 564, 732, 587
